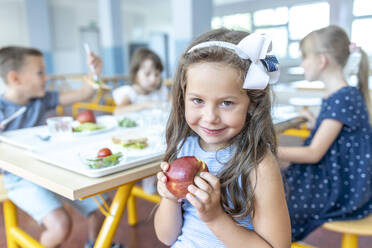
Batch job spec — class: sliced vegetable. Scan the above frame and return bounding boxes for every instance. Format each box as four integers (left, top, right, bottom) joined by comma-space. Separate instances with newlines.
73, 123, 105, 132
123, 141, 147, 149
118, 117, 138, 128
87, 152, 123, 169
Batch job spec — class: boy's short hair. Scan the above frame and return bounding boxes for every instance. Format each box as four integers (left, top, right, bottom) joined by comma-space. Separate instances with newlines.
0, 46, 43, 83
130, 48, 163, 84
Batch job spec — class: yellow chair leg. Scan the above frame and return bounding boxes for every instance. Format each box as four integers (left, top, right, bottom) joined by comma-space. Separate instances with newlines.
56, 105, 64, 116
9, 227, 44, 248
127, 195, 138, 226
93, 182, 135, 248
131, 185, 160, 204
291, 242, 316, 248
4, 199, 18, 248
342, 234, 358, 248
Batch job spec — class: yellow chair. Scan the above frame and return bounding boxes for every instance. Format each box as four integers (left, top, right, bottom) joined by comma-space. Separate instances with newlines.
127, 185, 160, 226
71, 75, 132, 117
291, 242, 316, 248
321, 215, 372, 248
0, 174, 44, 248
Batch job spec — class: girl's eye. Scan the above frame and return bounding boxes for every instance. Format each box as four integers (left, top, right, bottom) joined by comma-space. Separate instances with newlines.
221, 101, 233, 107
192, 98, 204, 104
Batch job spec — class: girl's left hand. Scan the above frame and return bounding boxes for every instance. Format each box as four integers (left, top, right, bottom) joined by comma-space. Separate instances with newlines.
186, 172, 224, 223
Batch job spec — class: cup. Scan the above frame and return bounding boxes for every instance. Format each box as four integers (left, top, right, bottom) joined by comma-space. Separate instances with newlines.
46, 116, 73, 139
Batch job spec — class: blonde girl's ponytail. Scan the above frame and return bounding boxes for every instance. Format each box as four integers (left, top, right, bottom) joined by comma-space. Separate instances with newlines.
356, 48, 372, 125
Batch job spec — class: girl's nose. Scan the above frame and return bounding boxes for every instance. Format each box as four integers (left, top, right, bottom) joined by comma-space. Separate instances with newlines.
203, 105, 219, 123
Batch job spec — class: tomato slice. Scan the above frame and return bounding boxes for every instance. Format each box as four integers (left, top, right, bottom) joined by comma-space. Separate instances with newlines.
97, 148, 112, 158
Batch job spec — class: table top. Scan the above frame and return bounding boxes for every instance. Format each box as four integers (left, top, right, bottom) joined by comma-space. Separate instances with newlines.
0, 106, 304, 201
0, 142, 160, 200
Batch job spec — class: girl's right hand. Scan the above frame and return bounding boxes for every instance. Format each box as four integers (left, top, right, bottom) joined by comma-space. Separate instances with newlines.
298, 108, 316, 129
157, 162, 179, 202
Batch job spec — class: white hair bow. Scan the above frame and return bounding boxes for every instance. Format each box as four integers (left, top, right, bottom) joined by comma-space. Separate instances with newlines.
187, 33, 280, 89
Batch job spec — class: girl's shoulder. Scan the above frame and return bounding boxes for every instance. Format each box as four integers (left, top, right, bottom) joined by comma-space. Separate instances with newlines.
327, 86, 361, 102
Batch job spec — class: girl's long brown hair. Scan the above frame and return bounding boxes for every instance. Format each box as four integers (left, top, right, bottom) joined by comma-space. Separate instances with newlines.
164, 29, 277, 219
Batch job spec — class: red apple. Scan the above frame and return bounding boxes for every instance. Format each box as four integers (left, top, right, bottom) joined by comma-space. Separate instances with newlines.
165, 156, 209, 199
76, 110, 96, 123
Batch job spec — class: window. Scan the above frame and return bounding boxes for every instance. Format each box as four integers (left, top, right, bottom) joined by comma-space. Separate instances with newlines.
353, 0, 372, 17
351, 0, 372, 54
212, 1, 330, 59
254, 7, 288, 26
288, 2, 330, 40
211, 13, 251, 32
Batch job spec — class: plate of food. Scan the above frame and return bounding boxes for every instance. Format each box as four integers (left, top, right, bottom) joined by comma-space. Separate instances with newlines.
79, 147, 124, 169
72, 111, 117, 136
111, 132, 165, 157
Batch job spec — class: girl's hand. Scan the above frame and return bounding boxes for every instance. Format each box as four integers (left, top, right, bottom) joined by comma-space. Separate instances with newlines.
157, 162, 179, 202
87, 51, 103, 75
298, 108, 316, 129
186, 172, 224, 223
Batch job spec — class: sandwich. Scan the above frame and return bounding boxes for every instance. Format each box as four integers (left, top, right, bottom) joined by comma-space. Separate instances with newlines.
112, 136, 148, 149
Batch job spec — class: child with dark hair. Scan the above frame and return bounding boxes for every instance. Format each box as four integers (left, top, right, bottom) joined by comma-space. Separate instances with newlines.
112, 47, 168, 115
0, 46, 123, 248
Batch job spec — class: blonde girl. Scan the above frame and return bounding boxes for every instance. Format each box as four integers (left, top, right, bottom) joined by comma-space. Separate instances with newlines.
279, 25, 372, 241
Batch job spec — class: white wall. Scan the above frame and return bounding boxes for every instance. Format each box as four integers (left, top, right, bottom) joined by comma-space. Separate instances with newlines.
0, 0, 28, 47
0, 0, 172, 75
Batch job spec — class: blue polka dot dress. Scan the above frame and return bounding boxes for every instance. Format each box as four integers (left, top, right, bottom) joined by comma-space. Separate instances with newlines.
284, 86, 372, 241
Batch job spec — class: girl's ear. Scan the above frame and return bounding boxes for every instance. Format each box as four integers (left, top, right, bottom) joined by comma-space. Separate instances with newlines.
319, 53, 328, 70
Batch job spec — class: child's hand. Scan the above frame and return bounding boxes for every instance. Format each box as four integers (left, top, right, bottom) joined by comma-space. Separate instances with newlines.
186, 172, 224, 223
298, 108, 316, 129
157, 162, 179, 202
87, 51, 103, 75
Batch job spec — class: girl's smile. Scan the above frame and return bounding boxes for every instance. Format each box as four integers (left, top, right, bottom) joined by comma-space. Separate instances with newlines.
185, 62, 250, 152
201, 127, 227, 135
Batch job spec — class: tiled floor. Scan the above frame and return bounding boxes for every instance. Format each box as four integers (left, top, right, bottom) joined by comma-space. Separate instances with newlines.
0, 135, 371, 247
1, 196, 372, 248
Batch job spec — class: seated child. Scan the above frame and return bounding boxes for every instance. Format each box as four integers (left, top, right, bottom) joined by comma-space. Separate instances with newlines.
0, 46, 122, 248
278, 25, 372, 241
90, 48, 169, 194
112, 48, 169, 115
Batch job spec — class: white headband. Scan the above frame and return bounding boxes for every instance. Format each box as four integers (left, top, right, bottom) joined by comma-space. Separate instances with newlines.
187, 33, 280, 90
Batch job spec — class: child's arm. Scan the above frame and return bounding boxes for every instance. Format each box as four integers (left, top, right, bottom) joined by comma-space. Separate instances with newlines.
154, 162, 183, 245
58, 79, 96, 106
187, 153, 290, 248
114, 100, 163, 115
278, 118, 343, 164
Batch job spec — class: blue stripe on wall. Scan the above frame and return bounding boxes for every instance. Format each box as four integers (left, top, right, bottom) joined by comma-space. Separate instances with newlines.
172, 39, 190, 76
102, 46, 124, 75
43, 51, 53, 74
